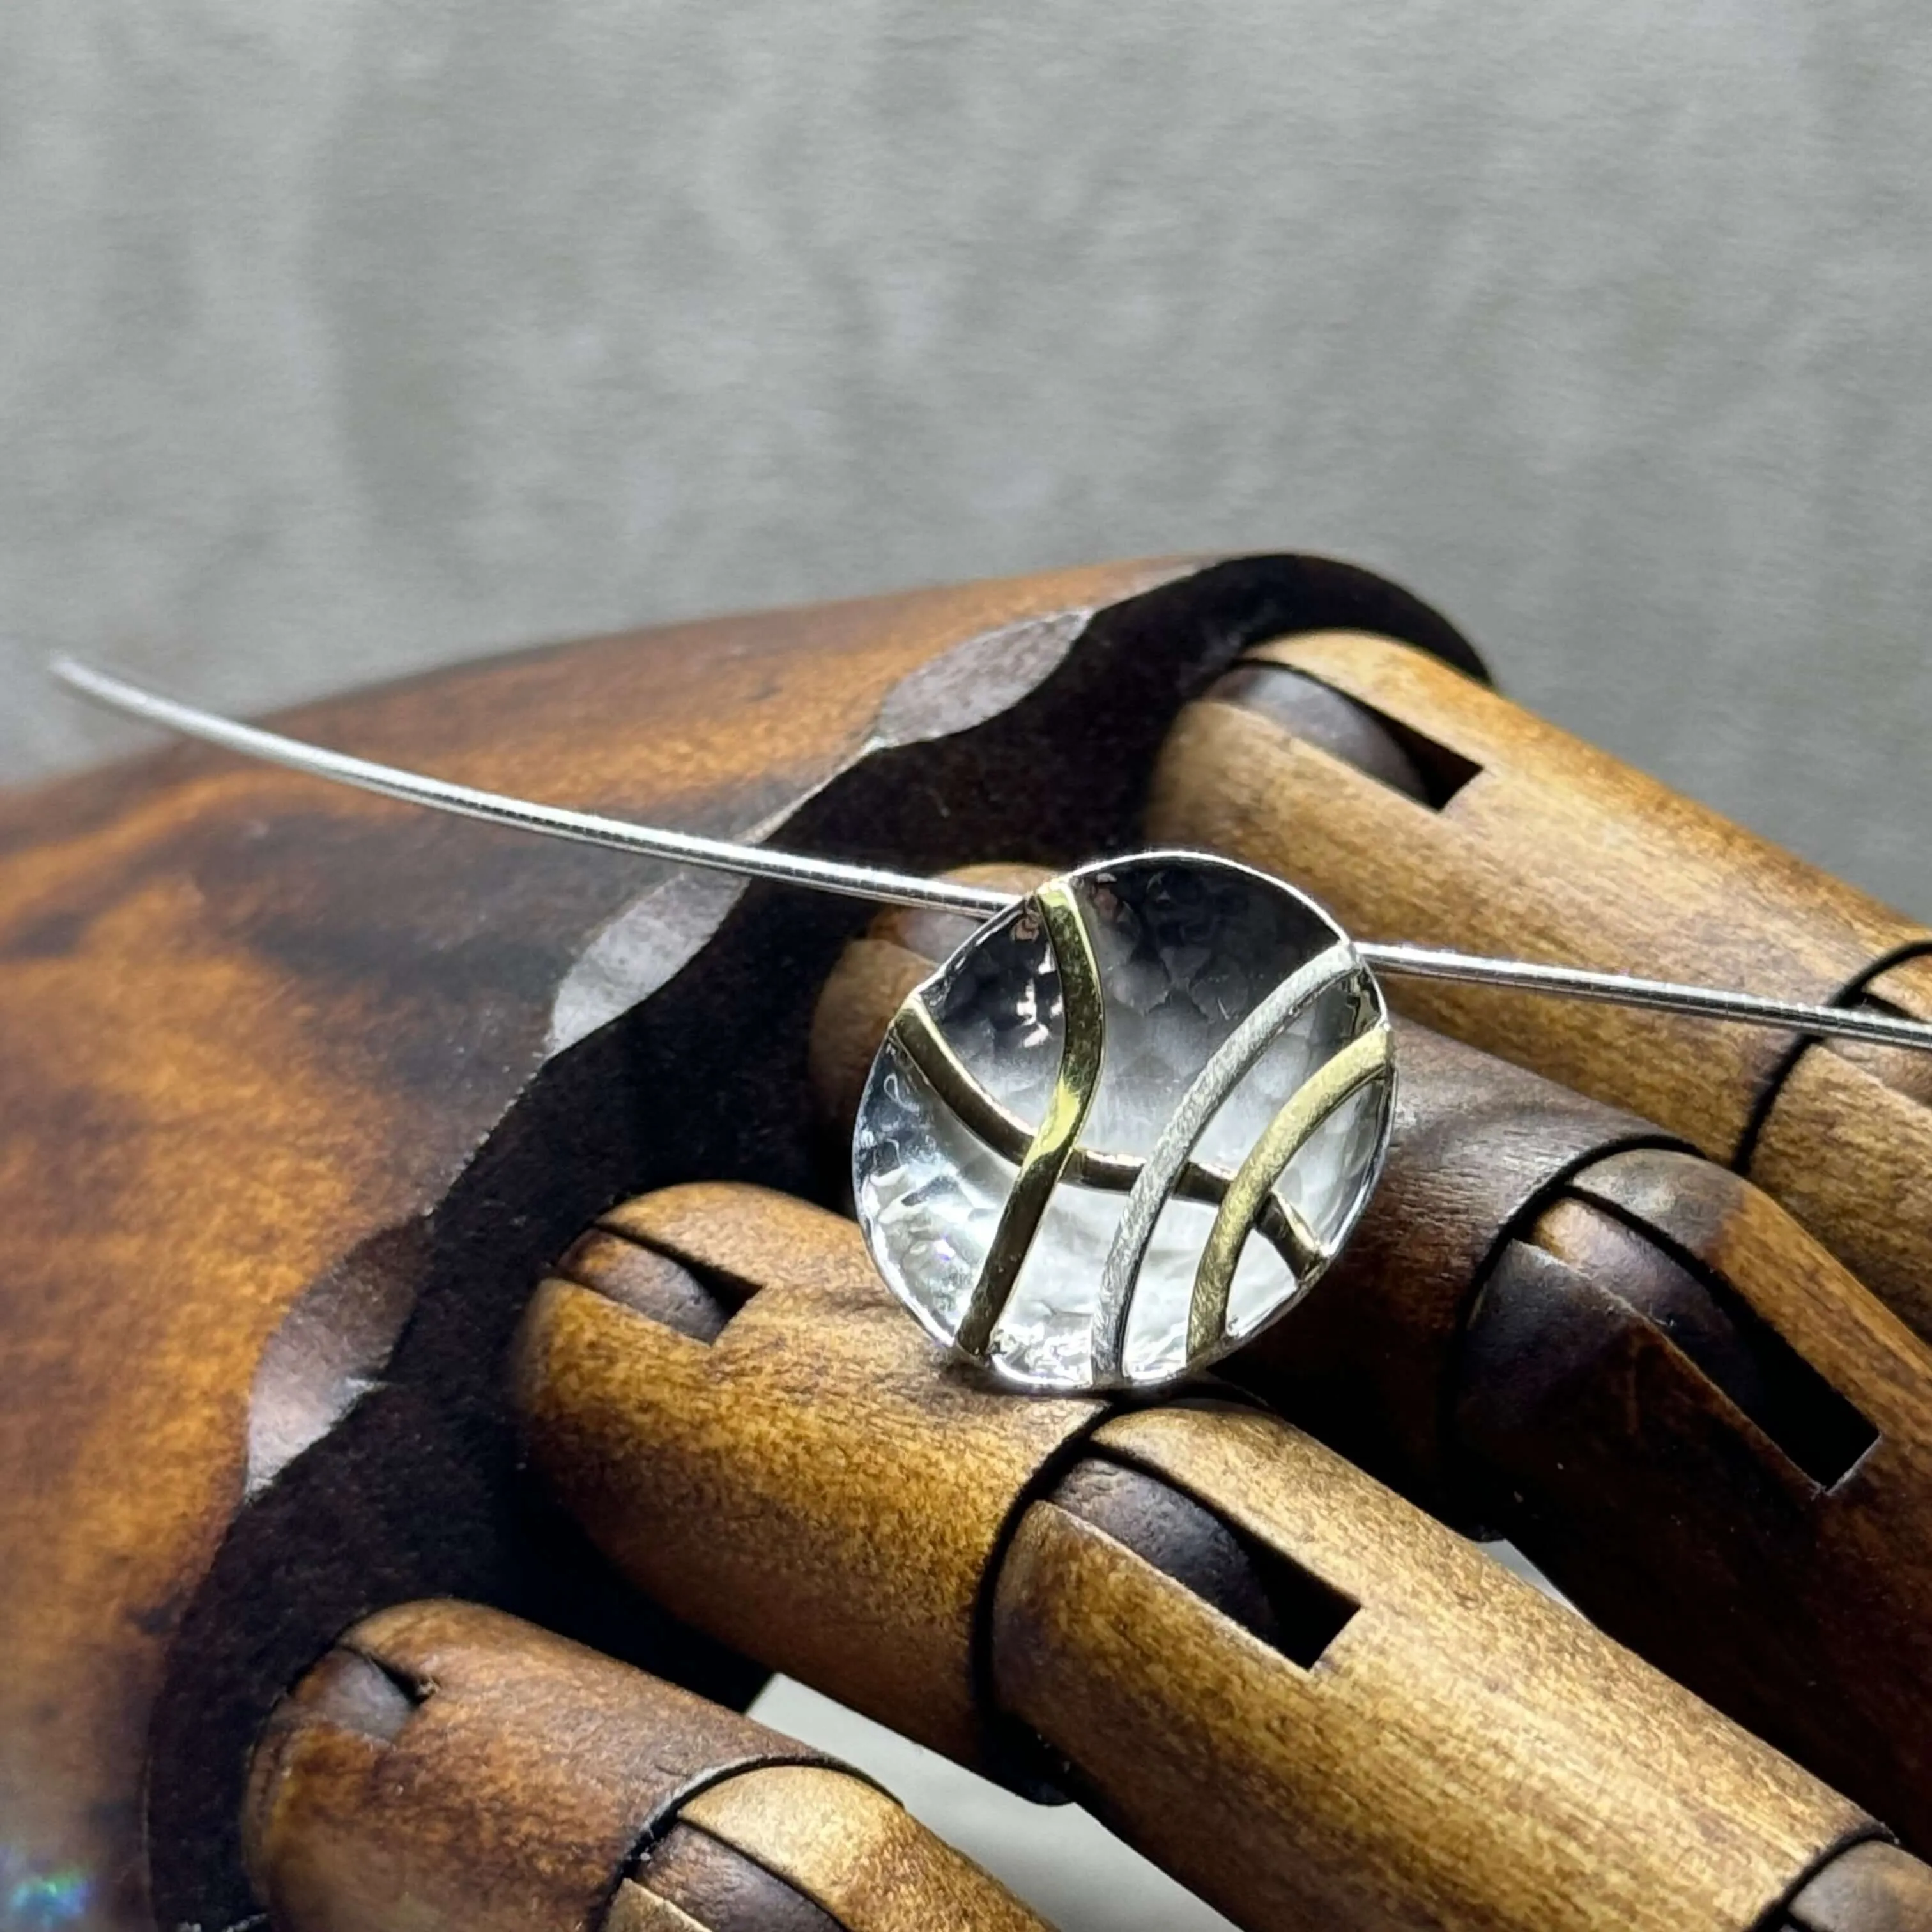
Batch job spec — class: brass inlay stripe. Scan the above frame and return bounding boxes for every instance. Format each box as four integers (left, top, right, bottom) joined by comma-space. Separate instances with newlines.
1186, 1025, 1392, 1360
889, 999, 1321, 1277
1090, 940, 1359, 1380
953, 882, 1107, 1359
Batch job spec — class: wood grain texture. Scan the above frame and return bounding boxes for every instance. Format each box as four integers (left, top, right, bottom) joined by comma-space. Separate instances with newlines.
604, 1882, 717, 1932
625, 1826, 844, 1932
512, 1183, 1107, 1772
1471, 1147, 1932, 1844
0, 553, 1480, 1926
516, 1183, 1902, 1932
1145, 634, 1932, 1339
807, 895, 1932, 1857
682, 1767, 1049, 1932
243, 1598, 829, 1932
244, 1599, 1045, 1932
1749, 951, 1932, 1340
1001, 1401, 1869, 1932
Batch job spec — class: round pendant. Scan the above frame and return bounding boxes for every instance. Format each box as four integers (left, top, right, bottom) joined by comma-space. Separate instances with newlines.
852, 851, 1397, 1392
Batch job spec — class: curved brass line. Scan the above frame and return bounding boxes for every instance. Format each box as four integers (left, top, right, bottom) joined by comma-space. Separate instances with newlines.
1186, 1025, 1393, 1361
1089, 940, 1359, 1381
953, 882, 1106, 1359
888, 997, 1055, 1170
889, 999, 1321, 1275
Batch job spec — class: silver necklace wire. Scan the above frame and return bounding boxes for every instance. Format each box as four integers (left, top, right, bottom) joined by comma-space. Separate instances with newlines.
50, 654, 1932, 1061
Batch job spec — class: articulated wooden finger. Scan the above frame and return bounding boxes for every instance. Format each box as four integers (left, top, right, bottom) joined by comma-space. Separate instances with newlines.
512, 1184, 1927, 1932
1462, 1148, 1932, 1846
242, 1598, 1045, 1932
1001, 1402, 1884, 1932
1145, 636, 1932, 1342
514, 1184, 1106, 1774
808, 879, 1932, 1852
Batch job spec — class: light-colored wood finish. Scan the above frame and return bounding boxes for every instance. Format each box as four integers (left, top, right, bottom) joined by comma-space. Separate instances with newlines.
244, 1599, 827, 1932
684, 1767, 1047, 1932
515, 1182, 1902, 1932
604, 1884, 713, 1932
516, 1184, 1107, 1768
1145, 631, 1932, 1338
999, 1402, 1865, 1932
244, 1599, 1050, 1932
808, 876, 1932, 1851
1750, 952, 1932, 1345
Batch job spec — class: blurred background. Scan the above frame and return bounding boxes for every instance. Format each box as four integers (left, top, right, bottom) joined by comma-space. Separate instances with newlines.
6, 5, 1932, 913
3, 10, 1929, 1923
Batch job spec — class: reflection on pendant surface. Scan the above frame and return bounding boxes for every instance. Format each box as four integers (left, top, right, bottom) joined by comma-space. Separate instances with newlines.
853, 853, 1395, 1391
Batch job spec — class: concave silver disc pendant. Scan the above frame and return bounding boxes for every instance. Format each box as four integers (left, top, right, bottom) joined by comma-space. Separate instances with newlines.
852, 852, 1397, 1391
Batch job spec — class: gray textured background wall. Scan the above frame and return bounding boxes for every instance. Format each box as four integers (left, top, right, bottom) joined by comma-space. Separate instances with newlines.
6, 5, 1932, 912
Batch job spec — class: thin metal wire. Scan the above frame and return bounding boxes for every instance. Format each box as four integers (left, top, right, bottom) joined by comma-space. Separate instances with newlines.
1354, 941, 1932, 1053
51, 657, 1013, 919
52, 654, 1932, 1058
